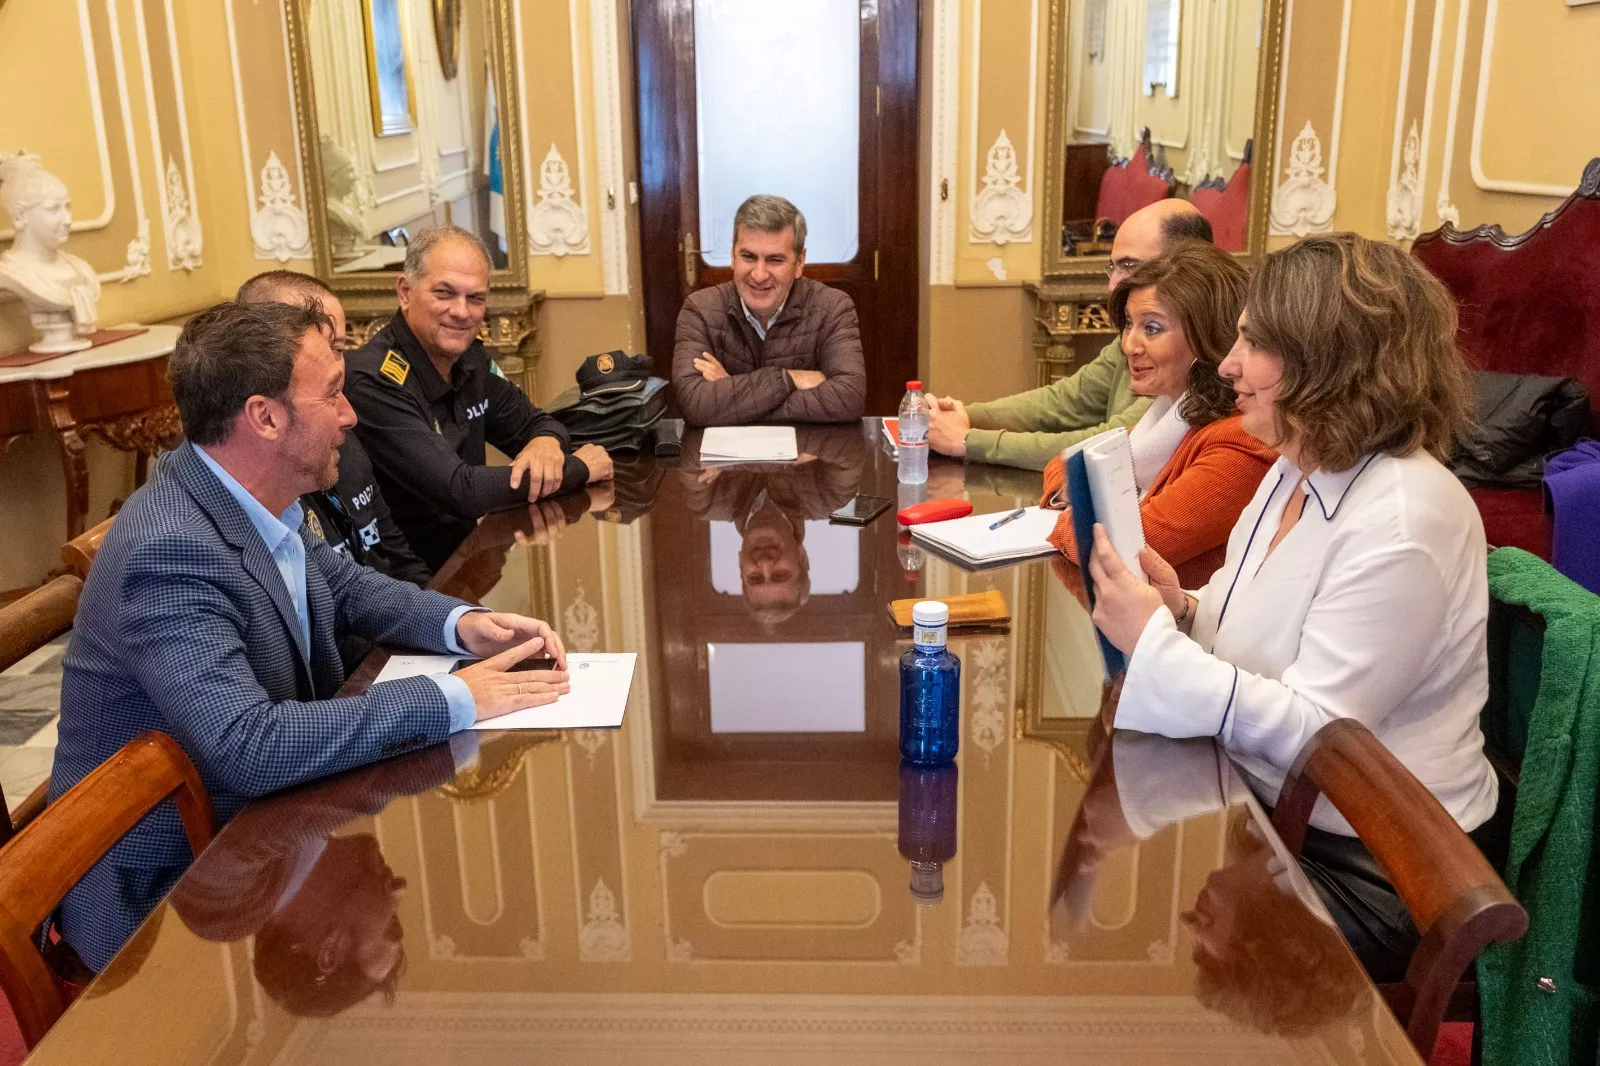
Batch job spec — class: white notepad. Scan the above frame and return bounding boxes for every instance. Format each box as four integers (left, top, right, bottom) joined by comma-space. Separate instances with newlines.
699, 425, 798, 463
1081, 429, 1146, 582
373, 652, 636, 730
910, 506, 1059, 565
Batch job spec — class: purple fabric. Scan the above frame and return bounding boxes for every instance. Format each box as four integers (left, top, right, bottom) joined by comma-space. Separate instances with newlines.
1544, 438, 1600, 594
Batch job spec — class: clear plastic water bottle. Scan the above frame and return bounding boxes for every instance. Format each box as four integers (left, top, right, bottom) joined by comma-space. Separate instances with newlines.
899, 601, 960, 765
897, 380, 929, 485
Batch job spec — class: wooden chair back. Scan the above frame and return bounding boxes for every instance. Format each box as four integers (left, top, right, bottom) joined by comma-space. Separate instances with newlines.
0, 575, 82, 847
1272, 717, 1528, 1059
0, 575, 80, 677
1412, 157, 1600, 426
59, 516, 114, 581
0, 731, 213, 1048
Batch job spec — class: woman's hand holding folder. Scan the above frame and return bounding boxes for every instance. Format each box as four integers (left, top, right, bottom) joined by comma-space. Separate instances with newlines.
1087, 526, 1187, 653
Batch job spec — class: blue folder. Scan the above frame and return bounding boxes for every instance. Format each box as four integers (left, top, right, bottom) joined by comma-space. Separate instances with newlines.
1065, 450, 1129, 677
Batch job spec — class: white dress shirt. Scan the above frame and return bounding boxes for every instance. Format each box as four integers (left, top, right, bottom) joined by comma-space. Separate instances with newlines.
1116, 450, 1499, 836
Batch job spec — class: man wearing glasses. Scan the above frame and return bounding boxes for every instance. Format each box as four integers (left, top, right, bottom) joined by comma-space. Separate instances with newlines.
925, 199, 1213, 471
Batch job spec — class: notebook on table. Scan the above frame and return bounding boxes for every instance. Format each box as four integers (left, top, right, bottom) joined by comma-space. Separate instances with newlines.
699, 425, 798, 463
909, 506, 1058, 566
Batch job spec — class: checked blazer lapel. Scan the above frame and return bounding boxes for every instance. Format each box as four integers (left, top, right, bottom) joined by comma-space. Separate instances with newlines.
166, 443, 315, 688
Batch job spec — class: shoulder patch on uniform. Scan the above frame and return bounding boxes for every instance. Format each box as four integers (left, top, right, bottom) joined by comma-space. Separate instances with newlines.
379, 349, 410, 386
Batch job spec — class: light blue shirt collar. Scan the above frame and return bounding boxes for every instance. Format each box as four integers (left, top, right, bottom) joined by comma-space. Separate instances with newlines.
194, 445, 309, 653
193, 446, 304, 549
740, 296, 786, 341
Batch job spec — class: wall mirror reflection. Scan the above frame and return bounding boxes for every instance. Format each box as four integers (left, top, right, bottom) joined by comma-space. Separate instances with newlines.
1044, 0, 1282, 270
286, 0, 526, 288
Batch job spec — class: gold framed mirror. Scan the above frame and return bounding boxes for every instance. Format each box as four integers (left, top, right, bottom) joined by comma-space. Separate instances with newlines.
282, 0, 535, 360
1030, 0, 1285, 383
1040, 0, 1285, 277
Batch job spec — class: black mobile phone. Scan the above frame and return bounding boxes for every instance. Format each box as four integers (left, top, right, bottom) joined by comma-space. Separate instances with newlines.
451, 657, 559, 673
829, 494, 892, 526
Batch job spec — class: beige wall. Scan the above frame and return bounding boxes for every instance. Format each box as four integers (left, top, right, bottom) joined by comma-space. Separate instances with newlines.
2, 0, 1597, 588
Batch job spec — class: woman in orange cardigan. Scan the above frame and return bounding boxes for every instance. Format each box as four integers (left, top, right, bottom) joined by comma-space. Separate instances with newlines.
1042, 241, 1276, 588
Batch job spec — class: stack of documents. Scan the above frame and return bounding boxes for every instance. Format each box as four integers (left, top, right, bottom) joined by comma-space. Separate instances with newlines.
910, 506, 1059, 566
373, 652, 636, 730
699, 425, 798, 463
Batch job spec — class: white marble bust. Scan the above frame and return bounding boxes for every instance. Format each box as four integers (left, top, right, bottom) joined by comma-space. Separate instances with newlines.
321, 137, 370, 261
0, 153, 101, 353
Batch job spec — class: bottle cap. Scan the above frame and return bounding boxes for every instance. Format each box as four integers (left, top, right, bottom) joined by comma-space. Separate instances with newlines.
912, 600, 949, 627
909, 860, 944, 904
906, 380, 923, 391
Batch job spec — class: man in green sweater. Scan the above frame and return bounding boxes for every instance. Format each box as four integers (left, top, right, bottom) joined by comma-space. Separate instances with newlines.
926, 199, 1215, 471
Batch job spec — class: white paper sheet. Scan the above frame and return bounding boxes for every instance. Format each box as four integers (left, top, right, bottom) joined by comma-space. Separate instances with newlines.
372, 653, 636, 730
699, 425, 799, 463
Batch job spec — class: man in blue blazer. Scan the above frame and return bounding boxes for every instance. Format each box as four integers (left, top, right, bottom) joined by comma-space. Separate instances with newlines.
51, 299, 570, 970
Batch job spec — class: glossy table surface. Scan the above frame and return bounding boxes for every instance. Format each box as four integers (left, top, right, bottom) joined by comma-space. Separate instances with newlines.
30, 423, 1422, 1065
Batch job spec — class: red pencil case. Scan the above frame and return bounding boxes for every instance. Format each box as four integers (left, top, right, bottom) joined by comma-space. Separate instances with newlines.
897, 498, 974, 526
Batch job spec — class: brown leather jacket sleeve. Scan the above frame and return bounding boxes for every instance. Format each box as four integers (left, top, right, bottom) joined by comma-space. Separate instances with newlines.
769, 294, 867, 423
672, 299, 793, 426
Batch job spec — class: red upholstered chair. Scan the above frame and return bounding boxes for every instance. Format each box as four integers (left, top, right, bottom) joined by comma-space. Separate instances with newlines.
1412, 159, 1600, 559
1190, 140, 1252, 252
1094, 129, 1173, 228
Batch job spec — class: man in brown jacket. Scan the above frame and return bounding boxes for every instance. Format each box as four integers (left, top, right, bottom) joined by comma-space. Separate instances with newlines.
672, 195, 866, 426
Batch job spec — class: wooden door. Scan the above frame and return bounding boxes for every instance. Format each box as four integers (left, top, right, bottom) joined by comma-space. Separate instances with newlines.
633, 0, 920, 418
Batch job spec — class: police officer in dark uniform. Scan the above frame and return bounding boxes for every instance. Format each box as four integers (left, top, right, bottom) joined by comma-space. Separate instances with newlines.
235, 271, 431, 593
344, 226, 613, 571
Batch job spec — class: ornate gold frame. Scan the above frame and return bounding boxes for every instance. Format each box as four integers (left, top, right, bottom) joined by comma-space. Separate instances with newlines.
1037, 0, 1287, 280
283, 0, 535, 357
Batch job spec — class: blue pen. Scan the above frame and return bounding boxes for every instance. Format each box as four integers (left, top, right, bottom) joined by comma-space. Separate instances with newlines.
988, 508, 1026, 530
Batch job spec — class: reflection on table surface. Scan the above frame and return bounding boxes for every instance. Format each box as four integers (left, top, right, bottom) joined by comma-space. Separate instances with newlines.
32, 424, 1419, 1065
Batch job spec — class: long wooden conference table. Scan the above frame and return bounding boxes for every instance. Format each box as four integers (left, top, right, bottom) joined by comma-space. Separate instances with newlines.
28, 423, 1422, 1064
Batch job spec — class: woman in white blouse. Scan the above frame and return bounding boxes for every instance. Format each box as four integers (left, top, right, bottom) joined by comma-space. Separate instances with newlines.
1087, 232, 1499, 980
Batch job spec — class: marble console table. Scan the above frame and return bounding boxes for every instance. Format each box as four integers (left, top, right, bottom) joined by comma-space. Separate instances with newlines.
0, 324, 182, 539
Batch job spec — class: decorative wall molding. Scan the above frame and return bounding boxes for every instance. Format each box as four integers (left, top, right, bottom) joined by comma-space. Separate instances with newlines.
97, 0, 153, 283
590, 0, 629, 293
965, 0, 1040, 249
134, 0, 203, 271
1433, 0, 1470, 229
250, 151, 312, 263
513, 0, 595, 262
0, 0, 116, 243
577, 879, 630, 962
225, 0, 312, 261
969, 130, 1034, 245
1385, 0, 1418, 233
1470, 0, 1576, 197
1269, 120, 1336, 236
1268, 0, 1348, 236
162, 156, 202, 271
955, 881, 1008, 966
563, 582, 600, 652
1385, 120, 1421, 240
528, 144, 591, 257
927, 0, 960, 283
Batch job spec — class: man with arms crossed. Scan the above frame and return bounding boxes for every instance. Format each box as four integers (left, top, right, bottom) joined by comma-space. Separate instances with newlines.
926, 199, 1213, 470
51, 300, 570, 970
672, 195, 866, 426
346, 226, 613, 570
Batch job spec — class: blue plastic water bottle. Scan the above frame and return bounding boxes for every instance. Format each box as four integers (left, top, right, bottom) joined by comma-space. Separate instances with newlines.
899, 601, 960, 765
